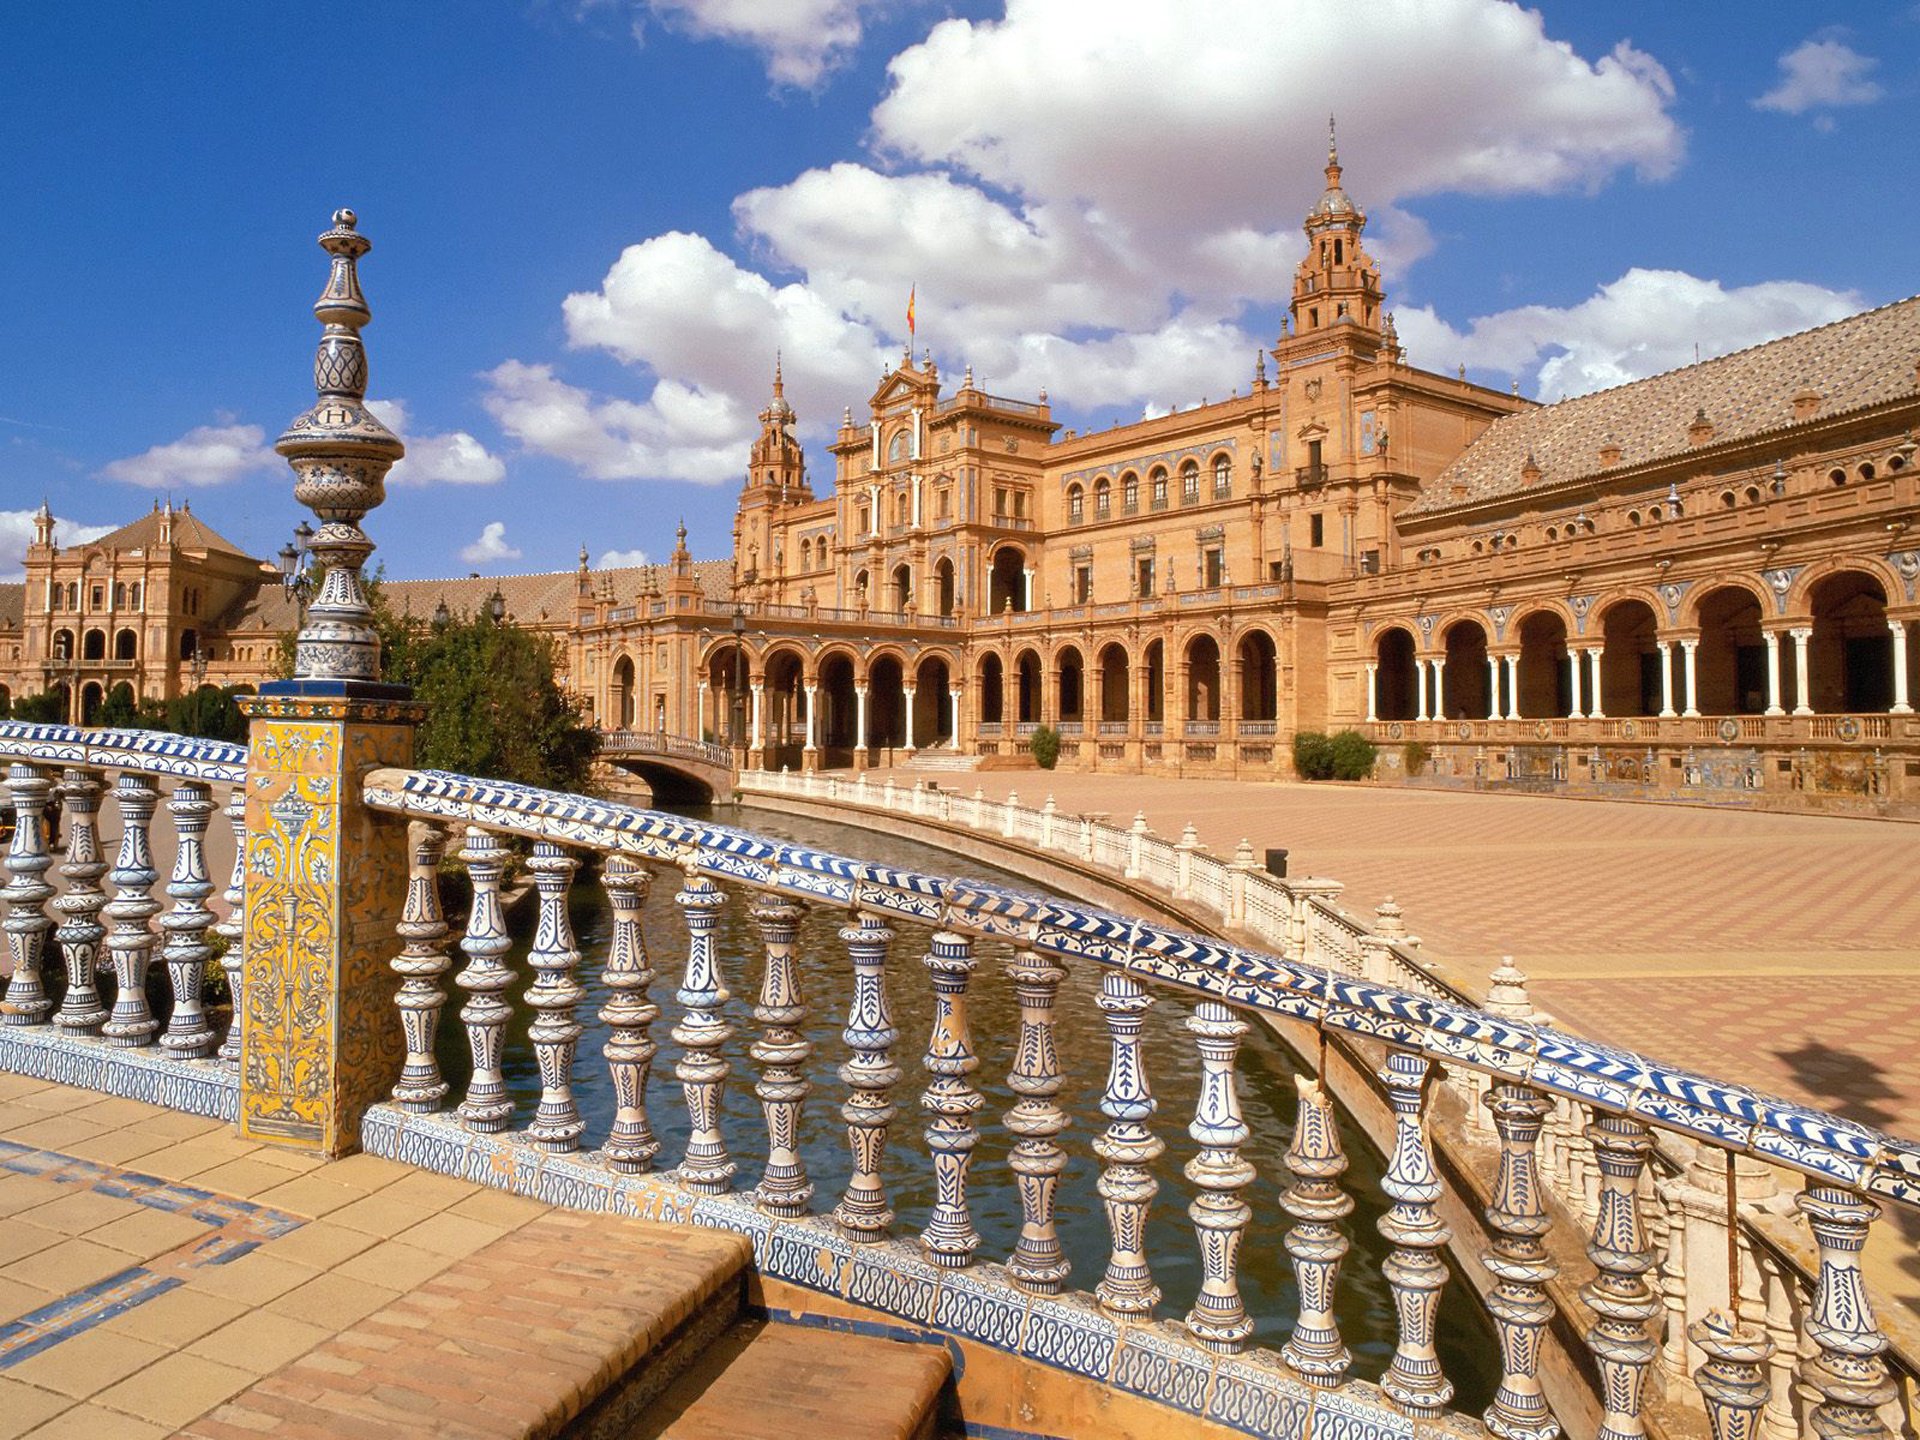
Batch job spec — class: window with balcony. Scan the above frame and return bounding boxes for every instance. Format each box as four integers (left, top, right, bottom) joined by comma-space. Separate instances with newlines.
1181, 461, 1200, 505
1094, 479, 1111, 519
1067, 485, 1084, 524
1212, 454, 1231, 499
1203, 548, 1224, 589
1150, 469, 1168, 510
1122, 472, 1139, 513
1073, 564, 1093, 603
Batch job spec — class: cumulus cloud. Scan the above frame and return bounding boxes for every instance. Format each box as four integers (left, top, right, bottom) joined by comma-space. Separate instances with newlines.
459, 521, 522, 566
1755, 38, 1883, 116
99, 423, 275, 489
1392, 268, 1864, 399
366, 399, 506, 486
483, 360, 750, 484
0, 509, 114, 582
512, 1, 1701, 477
639, 0, 899, 87
598, 548, 651, 568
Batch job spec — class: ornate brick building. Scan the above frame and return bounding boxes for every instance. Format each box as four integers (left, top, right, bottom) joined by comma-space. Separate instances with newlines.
6, 144, 1915, 809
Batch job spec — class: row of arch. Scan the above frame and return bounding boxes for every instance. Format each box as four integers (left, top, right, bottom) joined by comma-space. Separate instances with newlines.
48, 581, 145, 613
45, 628, 201, 663
1067, 453, 1234, 522
1372, 570, 1913, 720
975, 631, 1278, 726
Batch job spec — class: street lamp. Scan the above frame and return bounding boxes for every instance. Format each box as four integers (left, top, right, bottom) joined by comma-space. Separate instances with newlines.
188, 646, 209, 691
487, 588, 506, 625
280, 520, 316, 607
432, 598, 450, 631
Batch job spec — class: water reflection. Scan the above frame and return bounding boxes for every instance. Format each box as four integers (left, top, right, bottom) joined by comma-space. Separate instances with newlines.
434, 806, 1496, 1408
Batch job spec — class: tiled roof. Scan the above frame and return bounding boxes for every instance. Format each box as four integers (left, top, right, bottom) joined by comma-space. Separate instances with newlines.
212, 584, 302, 632
383, 559, 735, 626
1408, 295, 1920, 516
88, 505, 256, 558
0, 584, 23, 628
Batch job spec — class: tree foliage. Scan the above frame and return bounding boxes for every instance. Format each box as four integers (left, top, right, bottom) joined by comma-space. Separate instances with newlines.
1292, 729, 1377, 781
1028, 723, 1061, 770
7, 690, 68, 722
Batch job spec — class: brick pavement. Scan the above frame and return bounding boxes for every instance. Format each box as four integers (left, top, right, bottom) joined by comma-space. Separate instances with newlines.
870, 769, 1920, 1139
0, 1073, 743, 1439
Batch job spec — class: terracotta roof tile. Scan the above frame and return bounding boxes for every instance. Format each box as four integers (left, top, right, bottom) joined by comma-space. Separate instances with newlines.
0, 583, 22, 628
89, 505, 255, 558
1408, 295, 1920, 516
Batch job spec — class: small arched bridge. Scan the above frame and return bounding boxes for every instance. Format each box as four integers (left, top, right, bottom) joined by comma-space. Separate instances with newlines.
597, 729, 736, 804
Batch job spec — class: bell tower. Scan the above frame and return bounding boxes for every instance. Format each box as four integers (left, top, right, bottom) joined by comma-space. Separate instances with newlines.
1281, 119, 1385, 358
733, 357, 810, 594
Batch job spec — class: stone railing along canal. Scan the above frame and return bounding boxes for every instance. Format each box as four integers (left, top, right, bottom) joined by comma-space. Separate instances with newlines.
3, 720, 1918, 1439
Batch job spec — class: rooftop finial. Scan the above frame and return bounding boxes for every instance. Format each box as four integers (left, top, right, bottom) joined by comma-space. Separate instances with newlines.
773, 350, 784, 395
1328, 113, 1338, 165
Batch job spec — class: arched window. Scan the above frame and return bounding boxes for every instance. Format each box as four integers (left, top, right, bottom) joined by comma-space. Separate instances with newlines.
66, 583, 78, 610
1212, 454, 1231, 498
1122, 472, 1139, 513
1094, 478, 1111, 519
1067, 484, 1084, 523
1150, 467, 1168, 509
888, 429, 909, 464
128, 584, 141, 610
1180, 460, 1200, 505
798, 539, 810, 569
113, 582, 125, 609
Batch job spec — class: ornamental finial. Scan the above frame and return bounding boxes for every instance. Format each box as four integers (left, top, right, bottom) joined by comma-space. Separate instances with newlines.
274, 207, 404, 688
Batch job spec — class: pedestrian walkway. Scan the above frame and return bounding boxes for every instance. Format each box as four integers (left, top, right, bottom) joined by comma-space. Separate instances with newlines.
868, 769, 1920, 1139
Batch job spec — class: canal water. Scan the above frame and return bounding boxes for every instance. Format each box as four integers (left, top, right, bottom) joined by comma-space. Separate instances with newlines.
442, 806, 1497, 1408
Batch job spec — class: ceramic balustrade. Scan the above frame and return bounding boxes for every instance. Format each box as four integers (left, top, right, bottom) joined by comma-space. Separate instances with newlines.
349, 765, 1920, 1439
0, 724, 248, 1075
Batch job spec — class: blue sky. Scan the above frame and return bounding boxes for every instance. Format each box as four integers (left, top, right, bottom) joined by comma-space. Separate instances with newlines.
3, 2, 1913, 582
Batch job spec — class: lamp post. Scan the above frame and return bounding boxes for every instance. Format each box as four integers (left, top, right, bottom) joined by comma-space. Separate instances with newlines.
279, 519, 316, 610
432, 598, 450, 632
487, 587, 505, 625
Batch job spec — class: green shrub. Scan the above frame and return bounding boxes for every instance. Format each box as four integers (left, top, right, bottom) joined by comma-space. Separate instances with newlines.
1402, 739, 1431, 776
1291, 730, 1335, 780
1330, 729, 1377, 781
1029, 724, 1061, 770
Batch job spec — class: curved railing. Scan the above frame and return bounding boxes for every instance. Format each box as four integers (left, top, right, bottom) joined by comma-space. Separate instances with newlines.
0, 721, 246, 1117
351, 764, 1915, 1440
597, 729, 734, 770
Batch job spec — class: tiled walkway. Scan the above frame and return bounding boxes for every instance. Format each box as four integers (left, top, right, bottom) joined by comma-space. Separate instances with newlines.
0, 1072, 736, 1439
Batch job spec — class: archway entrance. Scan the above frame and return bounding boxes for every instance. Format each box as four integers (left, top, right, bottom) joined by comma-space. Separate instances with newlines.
1144, 640, 1165, 725
818, 653, 857, 763
1598, 601, 1659, 716
1185, 635, 1221, 723
1695, 587, 1766, 715
989, 547, 1028, 615
1098, 643, 1129, 725
1237, 631, 1277, 721
1517, 612, 1569, 718
915, 656, 952, 747
1056, 647, 1084, 728
763, 649, 806, 770
867, 655, 907, 757
1810, 571, 1892, 712
706, 642, 750, 747
1015, 650, 1041, 725
1374, 629, 1416, 721
978, 653, 1004, 726
610, 656, 635, 729
935, 558, 955, 617
1440, 621, 1487, 721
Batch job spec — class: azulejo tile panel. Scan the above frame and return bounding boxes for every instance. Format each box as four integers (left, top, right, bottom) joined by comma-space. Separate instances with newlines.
239, 710, 412, 1153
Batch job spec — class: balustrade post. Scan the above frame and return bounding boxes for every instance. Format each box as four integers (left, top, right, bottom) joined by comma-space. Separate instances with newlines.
599, 854, 660, 1172
1689, 1309, 1774, 1440
525, 842, 586, 1152
3, 764, 56, 1026
1094, 970, 1162, 1315
834, 911, 899, 1241
921, 931, 984, 1267
1004, 948, 1069, 1293
1582, 1114, 1660, 1440
1185, 999, 1254, 1353
751, 896, 813, 1217
159, 781, 218, 1058
1126, 810, 1147, 879
53, 770, 109, 1035
1377, 1049, 1454, 1416
1797, 1185, 1895, 1440
213, 784, 247, 1062
103, 774, 162, 1047
1281, 1072, 1352, 1386
1482, 1083, 1562, 1439
673, 862, 735, 1192
454, 828, 515, 1132
390, 822, 452, 1112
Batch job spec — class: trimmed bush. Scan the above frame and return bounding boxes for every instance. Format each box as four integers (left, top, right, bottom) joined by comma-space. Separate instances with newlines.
1330, 729, 1377, 780
1402, 739, 1431, 776
1029, 724, 1061, 770
1291, 730, 1335, 780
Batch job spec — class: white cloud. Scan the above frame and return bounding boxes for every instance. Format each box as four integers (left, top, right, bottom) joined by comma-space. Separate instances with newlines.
527, 0, 1687, 453
459, 521, 522, 566
366, 399, 506, 487
483, 359, 750, 484
1755, 38, 1884, 115
598, 548, 651, 568
99, 423, 275, 489
1392, 268, 1864, 399
638, 0, 897, 87
0, 510, 114, 582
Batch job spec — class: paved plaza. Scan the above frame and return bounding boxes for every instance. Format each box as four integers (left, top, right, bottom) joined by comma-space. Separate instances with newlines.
869, 770, 1920, 1140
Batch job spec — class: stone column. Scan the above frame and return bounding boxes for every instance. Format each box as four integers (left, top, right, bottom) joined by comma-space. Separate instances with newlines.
1486, 655, 1502, 720
749, 679, 764, 755
1681, 638, 1701, 717
1762, 632, 1784, 716
1568, 645, 1585, 719
1656, 640, 1677, 717
239, 208, 419, 1156
1431, 656, 1447, 721
1415, 657, 1430, 722
802, 682, 819, 757
696, 680, 708, 737
902, 684, 918, 753
1584, 648, 1605, 719
1790, 627, 1813, 716
1889, 621, 1911, 714
1364, 663, 1378, 723
854, 682, 869, 767
1503, 654, 1520, 720
948, 685, 963, 748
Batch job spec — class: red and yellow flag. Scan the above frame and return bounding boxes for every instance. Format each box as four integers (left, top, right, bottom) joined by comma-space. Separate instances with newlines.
907, 285, 916, 338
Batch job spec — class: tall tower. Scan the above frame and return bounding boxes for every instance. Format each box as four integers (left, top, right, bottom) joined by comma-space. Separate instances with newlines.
1283, 120, 1385, 353
733, 357, 810, 589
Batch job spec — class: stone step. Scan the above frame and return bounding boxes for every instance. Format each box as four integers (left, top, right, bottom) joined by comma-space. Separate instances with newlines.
620, 1317, 950, 1440
899, 751, 983, 771
181, 1212, 754, 1440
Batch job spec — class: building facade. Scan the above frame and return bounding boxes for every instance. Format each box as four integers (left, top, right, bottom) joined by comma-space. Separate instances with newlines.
6, 147, 1916, 810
